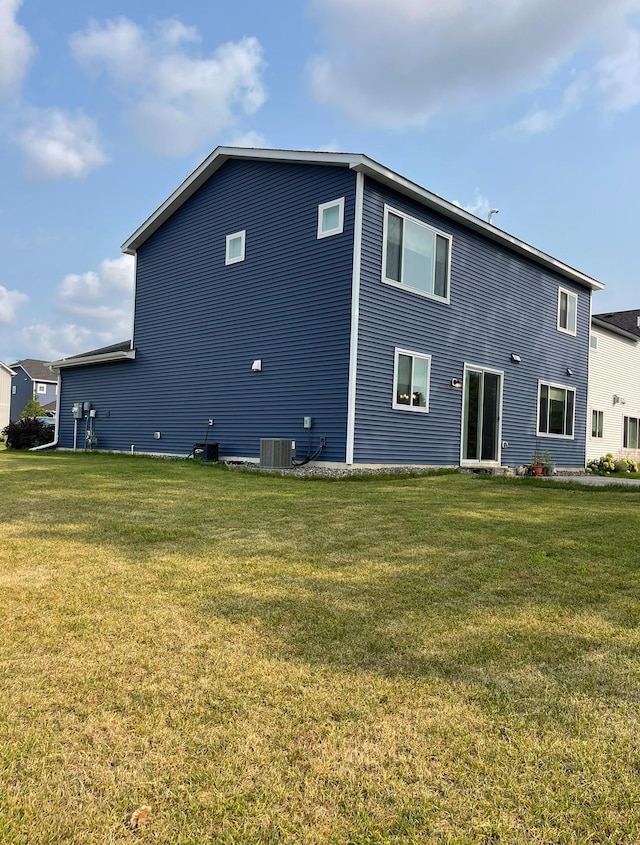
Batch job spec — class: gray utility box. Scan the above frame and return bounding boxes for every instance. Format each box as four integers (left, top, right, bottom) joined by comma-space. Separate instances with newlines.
260, 438, 294, 469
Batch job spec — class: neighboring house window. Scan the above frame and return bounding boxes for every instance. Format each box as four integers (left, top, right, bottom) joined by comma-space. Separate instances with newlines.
317, 198, 344, 239
557, 288, 577, 335
225, 230, 246, 265
623, 416, 640, 449
591, 410, 604, 438
383, 206, 451, 302
590, 335, 598, 350
538, 381, 575, 437
37, 383, 47, 394
393, 349, 431, 412
12, 385, 16, 394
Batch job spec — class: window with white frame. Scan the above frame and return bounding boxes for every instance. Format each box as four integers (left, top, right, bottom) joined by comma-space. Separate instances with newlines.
557, 288, 577, 335
225, 230, 246, 265
393, 349, 431, 412
538, 382, 575, 437
383, 206, 451, 302
623, 416, 640, 449
590, 335, 598, 350
591, 409, 604, 438
36, 383, 47, 394
317, 197, 344, 239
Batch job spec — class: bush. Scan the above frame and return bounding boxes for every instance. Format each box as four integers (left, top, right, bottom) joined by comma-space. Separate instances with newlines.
588, 453, 639, 474
1, 418, 55, 450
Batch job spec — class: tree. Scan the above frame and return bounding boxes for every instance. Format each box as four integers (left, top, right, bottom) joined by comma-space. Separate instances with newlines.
20, 398, 48, 419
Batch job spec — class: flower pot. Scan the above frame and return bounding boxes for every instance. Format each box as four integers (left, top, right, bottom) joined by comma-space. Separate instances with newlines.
532, 465, 543, 476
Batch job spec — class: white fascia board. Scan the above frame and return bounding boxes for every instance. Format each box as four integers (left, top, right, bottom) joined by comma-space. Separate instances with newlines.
592, 316, 639, 342
50, 350, 136, 370
0, 362, 16, 376
350, 159, 604, 293
121, 146, 362, 255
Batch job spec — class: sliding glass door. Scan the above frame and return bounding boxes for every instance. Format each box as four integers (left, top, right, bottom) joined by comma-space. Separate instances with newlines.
462, 366, 503, 464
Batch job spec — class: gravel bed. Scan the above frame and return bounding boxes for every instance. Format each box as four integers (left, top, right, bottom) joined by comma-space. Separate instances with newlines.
223, 461, 452, 479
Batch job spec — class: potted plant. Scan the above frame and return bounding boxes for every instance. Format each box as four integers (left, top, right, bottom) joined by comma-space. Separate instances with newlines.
540, 450, 554, 476
530, 451, 544, 476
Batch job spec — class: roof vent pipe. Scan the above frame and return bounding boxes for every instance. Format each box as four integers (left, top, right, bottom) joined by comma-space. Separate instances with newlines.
487, 209, 499, 225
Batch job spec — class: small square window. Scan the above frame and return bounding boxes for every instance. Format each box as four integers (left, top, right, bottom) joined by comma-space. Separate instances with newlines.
393, 348, 431, 413
317, 198, 345, 239
225, 230, 246, 265
37, 383, 47, 394
557, 287, 577, 335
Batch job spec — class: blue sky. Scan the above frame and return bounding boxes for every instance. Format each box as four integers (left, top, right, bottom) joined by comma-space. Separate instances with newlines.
1, 0, 639, 364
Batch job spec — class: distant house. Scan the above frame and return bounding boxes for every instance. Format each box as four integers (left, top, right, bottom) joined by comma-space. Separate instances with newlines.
9, 359, 57, 421
587, 310, 640, 463
51, 147, 603, 469
0, 362, 16, 431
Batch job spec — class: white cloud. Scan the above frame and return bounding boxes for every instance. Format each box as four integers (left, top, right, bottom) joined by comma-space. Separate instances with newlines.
70, 17, 267, 156
17, 109, 109, 180
510, 73, 589, 136
307, 0, 637, 128
225, 129, 269, 148
0, 0, 35, 99
0, 284, 28, 324
11, 255, 136, 361
597, 25, 640, 111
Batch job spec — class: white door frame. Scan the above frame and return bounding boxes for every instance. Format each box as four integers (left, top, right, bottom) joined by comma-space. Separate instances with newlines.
460, 362, 504, 467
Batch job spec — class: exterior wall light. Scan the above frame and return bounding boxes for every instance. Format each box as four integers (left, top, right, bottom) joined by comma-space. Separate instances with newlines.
510, 353, 521, 363
251, 359, 262, 372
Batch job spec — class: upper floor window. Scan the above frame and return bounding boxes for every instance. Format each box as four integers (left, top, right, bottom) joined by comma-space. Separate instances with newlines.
383, 206, 451, 302
557, 288, 577, 335
317, 198, 344, 239
225, 230, 246, 265
36, 383, 47, 394
393, 348, 431, 412
590, 335, 598, 350
538, 381, 575, 438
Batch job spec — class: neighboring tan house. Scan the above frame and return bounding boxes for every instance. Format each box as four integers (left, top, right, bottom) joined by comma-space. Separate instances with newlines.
9, 359, 57, 421
51, 147, 604, 469
0, 362, 16, 431
587, 310, 640, 463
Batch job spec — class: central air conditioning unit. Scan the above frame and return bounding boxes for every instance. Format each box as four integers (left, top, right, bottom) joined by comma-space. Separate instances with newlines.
260, 438, 294, 469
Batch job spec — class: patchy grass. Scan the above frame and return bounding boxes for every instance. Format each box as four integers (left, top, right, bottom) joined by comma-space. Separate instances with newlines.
1, 451, 640, 843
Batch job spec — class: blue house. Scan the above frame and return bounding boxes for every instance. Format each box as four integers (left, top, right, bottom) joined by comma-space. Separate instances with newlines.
9, 359, 57, 422
51, 147, 603, 469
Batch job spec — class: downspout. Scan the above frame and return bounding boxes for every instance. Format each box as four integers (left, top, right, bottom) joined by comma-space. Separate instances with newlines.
30, 370, 60, 451
345, 170, 364, 465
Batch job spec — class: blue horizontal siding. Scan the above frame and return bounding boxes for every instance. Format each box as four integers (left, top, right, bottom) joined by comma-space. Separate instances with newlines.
354, 178, 591, 467
58, 160, 356, 460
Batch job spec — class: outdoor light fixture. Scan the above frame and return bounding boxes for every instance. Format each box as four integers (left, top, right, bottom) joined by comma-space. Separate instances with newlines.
251, 359, 262, 372
510, 353, 521, 363
450, 378, 462, 388
566, 368, 573, 376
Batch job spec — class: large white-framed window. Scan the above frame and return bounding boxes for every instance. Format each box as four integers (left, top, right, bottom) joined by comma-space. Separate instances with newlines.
317, 197, 344, 239
382, 206, 451, 302
557, 287, 577, 335
225, 230, 246, 265
36, 383, 47, 394
623, 416, 640, 449
392, 348, 431, 412
591, 409, 604, 438
537, 381, 575, 438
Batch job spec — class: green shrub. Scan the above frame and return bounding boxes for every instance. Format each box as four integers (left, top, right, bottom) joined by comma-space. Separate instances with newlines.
588, 453, 638, 474
1, 418, 54, 450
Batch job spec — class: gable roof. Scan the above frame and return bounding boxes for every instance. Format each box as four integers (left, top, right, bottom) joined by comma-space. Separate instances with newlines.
10, 358, 55, 382
0, 361, 15, 377
121, 146, 604, 292
50, 340, 134, 370
593, 309, 640, 340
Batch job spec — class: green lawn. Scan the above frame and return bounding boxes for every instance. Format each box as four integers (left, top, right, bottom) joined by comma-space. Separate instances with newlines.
1, 451, 639, 844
